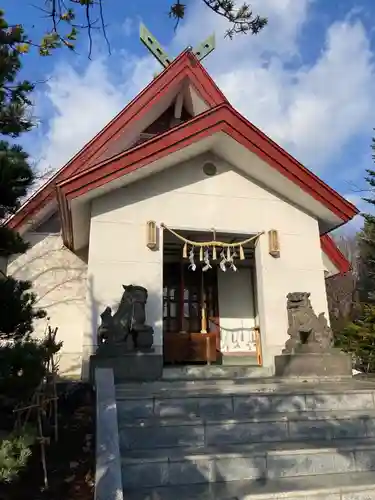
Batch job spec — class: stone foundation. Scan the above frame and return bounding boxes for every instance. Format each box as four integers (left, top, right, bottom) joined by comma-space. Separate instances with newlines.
90, 344, 163, 383
274, 348, 352, 378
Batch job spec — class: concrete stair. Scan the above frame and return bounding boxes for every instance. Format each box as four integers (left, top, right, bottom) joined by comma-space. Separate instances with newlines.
116, 377, 375, 499
161, 366, 270, 381
118, 472, 375, 499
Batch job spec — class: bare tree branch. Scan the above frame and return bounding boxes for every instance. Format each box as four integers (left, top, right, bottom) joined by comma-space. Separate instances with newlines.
98, 0, 110, 55
21, 1, 267, 58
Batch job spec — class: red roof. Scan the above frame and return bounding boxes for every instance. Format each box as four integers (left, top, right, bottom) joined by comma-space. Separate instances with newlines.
8, 49, 227, 232
320, 234, 351, 275
6, 50, 358, 276
55, 102, 358, 226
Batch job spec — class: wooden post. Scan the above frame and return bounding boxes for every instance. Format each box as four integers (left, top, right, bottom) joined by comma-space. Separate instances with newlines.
200, 272, 207, 334
179, 259, 186, 333
255, 327, 263, 366
206, 335, 211, 365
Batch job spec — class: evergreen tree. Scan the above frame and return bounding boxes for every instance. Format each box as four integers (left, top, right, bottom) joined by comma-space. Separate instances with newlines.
0, 10, 46, 339
335, 137, 375, 371
358, 143, 375, 303
0, 13, 53, 482
335, 304, 375, 372
0, 11, 33, 255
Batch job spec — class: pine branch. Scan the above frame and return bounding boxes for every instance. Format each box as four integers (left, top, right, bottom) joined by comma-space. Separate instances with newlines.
202, 0, 267, 38
32, 0, 108, 57
169, 1, 267, 38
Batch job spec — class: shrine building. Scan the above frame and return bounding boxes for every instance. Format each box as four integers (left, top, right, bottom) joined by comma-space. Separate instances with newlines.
5, 27, 358, 378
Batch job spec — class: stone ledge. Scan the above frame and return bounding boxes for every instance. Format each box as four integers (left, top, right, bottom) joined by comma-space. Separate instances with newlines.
90, 350, 163, 383
274, 350, 352, 378
95, 368, 123, 500
120, 438, 375, 488
122, 472, 375, 500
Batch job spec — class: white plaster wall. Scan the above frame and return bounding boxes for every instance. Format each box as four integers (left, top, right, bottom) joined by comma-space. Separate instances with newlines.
7, 233, 88, 378
322, 250, 340, 277
89, 153, 329, 370
218, 268, 257, 354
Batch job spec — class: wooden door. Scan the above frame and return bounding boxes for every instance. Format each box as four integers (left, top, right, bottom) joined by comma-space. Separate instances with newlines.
163, 262, 220, 364
204, 273, 221, 351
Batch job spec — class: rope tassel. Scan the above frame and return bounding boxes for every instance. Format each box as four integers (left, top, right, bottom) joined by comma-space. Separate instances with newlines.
230, 251, 238, 272
159, 223, 265, 273
188, 248, 196, 271
202, 249, 212, 272
160, 223, 264, 248
220, 249, 227, 272
239, 245, 245, 260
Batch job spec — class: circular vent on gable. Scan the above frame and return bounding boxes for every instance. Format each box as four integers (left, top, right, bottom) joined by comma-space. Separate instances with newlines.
203, 162, 217, 176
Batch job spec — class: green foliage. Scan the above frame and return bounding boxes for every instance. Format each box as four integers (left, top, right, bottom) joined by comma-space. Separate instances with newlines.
0, 339, 62, 405
0, 335, 62, 482
334, 136, 375, 371
0, 11, 63, 487
0, 141, 35, 255
0, 10, 34, 136
0, 334, 62, 483
0, 11, 35, 257
0, 278, 46, 342
9, 1, 267, 58
0, 10, 43, 342
0, 428, 36, 483
358, 146, 375, 303
0, 12, 53, 481
0, 332, 62, 483
169, 1, 268, 38
336, 303, 375, 372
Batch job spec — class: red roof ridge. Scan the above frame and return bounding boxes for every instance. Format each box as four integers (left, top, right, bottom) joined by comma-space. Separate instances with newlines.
57, 103, 227, 188
7, 50, 227, 231
6, 54, 358, 234
228, 106, 359, 217
320, 233, 351, 275
55, 104, 357, 231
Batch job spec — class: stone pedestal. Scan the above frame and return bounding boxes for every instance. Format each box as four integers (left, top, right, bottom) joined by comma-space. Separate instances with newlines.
274, 348, 352, 378
90, 343, 163, 383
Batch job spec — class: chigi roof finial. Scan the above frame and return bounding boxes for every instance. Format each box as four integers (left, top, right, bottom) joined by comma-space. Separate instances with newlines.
139, 23, 215, 71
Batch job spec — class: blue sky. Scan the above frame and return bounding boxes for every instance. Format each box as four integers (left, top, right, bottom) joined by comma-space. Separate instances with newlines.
4, 0, 375, 230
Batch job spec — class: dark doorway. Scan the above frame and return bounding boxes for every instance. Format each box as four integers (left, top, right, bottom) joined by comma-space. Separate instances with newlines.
163, 262, 220, 364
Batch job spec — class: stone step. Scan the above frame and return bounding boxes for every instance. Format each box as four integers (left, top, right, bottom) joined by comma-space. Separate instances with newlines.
120, 438, 375, 489
118, 410, 375, 451
116, 378, 375, 399
123, 471, 375, 499
162, 366, 271, 381
116, 386, 375, 419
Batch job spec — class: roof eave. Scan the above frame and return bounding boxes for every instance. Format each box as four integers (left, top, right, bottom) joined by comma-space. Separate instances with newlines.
7, 50, 227, 234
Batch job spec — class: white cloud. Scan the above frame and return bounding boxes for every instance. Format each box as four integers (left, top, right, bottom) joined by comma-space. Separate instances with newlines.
35, 61, 123, 172
31, 0, 375, 180
172, 0, 311, 59
122, 17, 135, 37
281, 21, 374, 166
339, 192, 375, 233
345, 194, 365, 230
32, 54, 157, 173
210, 22, 375, 169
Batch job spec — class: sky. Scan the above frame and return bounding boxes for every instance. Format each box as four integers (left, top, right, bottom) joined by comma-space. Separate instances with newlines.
4, 0, 375, 232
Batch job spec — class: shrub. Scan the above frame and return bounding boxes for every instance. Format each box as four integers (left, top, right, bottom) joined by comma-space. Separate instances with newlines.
335, 303, 375, 372
0, 428, 36, 483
